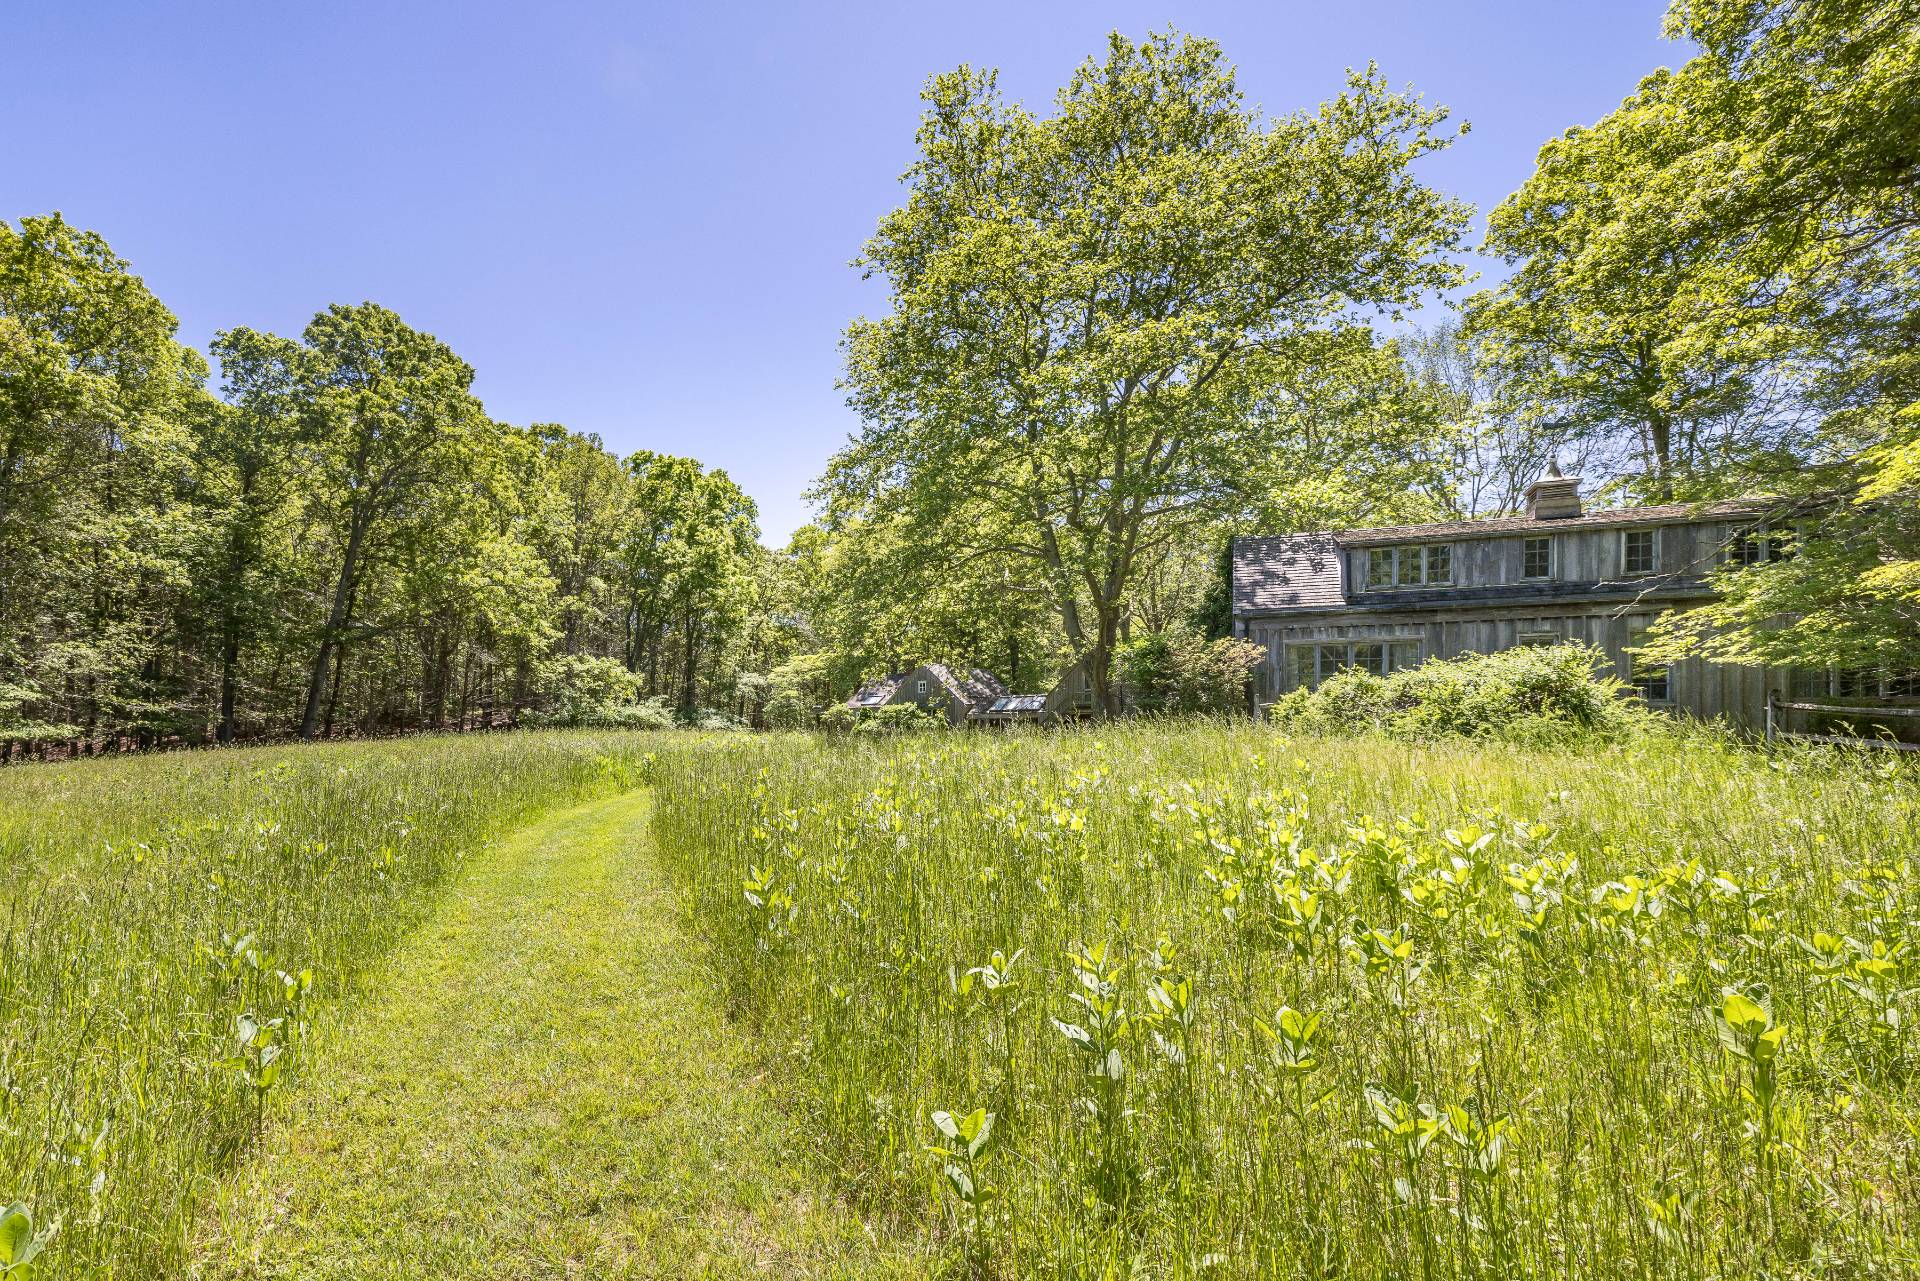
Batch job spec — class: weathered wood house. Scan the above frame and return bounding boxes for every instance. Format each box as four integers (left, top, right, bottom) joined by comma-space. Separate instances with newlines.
969, 693, 1050, 725
846, 663, 1007, 726
1230, 471, 1800, 729
968, 655, 1133, 725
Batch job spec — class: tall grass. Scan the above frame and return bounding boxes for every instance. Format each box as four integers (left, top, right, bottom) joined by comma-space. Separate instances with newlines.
0, 732, 655, 1278
653, 724, 1920, 1279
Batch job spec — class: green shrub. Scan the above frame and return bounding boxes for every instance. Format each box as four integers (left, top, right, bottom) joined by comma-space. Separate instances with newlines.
1270, 642, 1654, 741
527, 655, 656, 728
851, 703, 946, 734
817, 703, 861, 734
1115, 623, 1264, 715
764, 686, 817, 730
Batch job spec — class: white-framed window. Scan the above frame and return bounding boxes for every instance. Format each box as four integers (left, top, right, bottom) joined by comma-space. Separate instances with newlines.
1287, 639, 1423, 690
1625, 618, 1671, 703
1522, 536, 1553, 580
1366, 544, 1455, 588
916, 679, 928, 695
1622, 529, 1660, 577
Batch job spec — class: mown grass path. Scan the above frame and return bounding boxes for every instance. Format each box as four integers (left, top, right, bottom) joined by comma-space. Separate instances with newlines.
194, 789, 923, 1280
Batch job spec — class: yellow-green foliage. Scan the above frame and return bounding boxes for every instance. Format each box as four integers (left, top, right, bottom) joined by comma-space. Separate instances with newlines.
0, 733, 656, 1278
1269, 642, 1654, 741
654, 725, 1920, 1279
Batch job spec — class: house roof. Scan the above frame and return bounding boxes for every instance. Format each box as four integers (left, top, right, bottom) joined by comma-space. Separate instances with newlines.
846, 673, 903, 708
1333, 498, 1769, 547
1231, 532, 1348, 615
965, 667, 1009, 703
973, 693, 1047, 717
922, 663, 1007, 708
855, 664, 1009, 710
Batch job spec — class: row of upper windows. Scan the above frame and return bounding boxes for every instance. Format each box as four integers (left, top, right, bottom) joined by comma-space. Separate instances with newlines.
1360, 525, 1788, 591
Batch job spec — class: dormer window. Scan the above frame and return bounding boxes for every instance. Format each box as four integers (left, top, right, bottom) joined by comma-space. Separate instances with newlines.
1367, 544, 1454, 588
1623, 529, 1659, 576
1523, 536, 1553, 580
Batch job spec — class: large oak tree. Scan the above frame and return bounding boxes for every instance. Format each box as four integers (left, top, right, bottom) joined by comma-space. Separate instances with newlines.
826, 31, 1470, 712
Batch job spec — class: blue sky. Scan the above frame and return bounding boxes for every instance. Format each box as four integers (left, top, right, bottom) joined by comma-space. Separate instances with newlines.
8, 1, 1677, 543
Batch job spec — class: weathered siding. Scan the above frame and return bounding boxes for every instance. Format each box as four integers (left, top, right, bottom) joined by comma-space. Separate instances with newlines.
883, 665, 972, 726
1343, 521, 1740, 596
1244, 600, 1787, 729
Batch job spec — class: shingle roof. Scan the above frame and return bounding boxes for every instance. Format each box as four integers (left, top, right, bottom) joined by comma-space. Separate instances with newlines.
965, 668, 1008, 702
973, 693, 1047, 717
846, 673, 903, 708
1334, 498, 1768, 547
1231, 533, 1347, 615
922, 663, 1008, 709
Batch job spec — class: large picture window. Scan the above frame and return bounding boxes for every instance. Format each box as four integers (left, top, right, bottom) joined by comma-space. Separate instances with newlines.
1365, 544, 1455, 588
1287, 639, 1424, 690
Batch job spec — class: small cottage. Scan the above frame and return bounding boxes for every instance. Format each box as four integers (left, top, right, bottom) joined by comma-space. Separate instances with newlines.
846, 663, 1007, 726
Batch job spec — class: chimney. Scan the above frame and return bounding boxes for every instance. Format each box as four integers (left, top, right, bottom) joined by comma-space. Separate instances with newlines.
1524, 459, 1583, 520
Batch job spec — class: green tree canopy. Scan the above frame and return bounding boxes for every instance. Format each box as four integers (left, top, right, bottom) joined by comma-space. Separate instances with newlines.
826, 30, 1471, 712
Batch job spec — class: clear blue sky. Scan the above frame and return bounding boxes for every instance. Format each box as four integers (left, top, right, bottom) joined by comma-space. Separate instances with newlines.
8, 1, 1677, 543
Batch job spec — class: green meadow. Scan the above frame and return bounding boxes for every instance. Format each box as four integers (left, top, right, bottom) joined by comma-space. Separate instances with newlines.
3, 725, 1917, 1278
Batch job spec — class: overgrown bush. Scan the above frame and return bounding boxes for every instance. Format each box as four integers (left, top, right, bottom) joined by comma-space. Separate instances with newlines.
1115, 623, 1264, 715
1268, 642, 1654, 741
686, 706, 749, 732
851, 702, 946, 734
817, 703, 861, 734
763, 688, 816, 730
527, 655, 656, 727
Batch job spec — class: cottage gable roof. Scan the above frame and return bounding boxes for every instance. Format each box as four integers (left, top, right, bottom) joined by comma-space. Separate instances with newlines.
921, 663, 1007, 709
1231, 533, 1347, 615
846, 673, 903, 708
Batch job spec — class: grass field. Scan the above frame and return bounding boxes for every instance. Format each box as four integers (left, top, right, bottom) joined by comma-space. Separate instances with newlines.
653, 726, 1920, 1279
0, 733, 655, 1278
5, 724, 1918, 1279
195, 789, 919, 1280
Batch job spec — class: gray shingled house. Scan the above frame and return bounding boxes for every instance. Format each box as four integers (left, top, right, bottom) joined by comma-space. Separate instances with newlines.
1230, 470, 1802, 729
846, 663, 1007, 726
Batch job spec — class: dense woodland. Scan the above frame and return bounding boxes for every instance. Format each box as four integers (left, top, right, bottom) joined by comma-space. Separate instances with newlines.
2, 0, 1914, 752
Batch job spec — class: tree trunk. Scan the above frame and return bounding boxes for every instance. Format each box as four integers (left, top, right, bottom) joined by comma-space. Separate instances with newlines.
217, 632, 240, 745
679, 613, 700, 718
301, 519, 367, 739
322, 637, 348, 740
1090, 606, 1124, 718
1648, 409, 1674, 502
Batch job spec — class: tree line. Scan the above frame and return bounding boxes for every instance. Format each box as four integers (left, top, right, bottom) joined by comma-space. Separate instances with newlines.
7, 0, 1914, 749
0, 226, 790, 755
